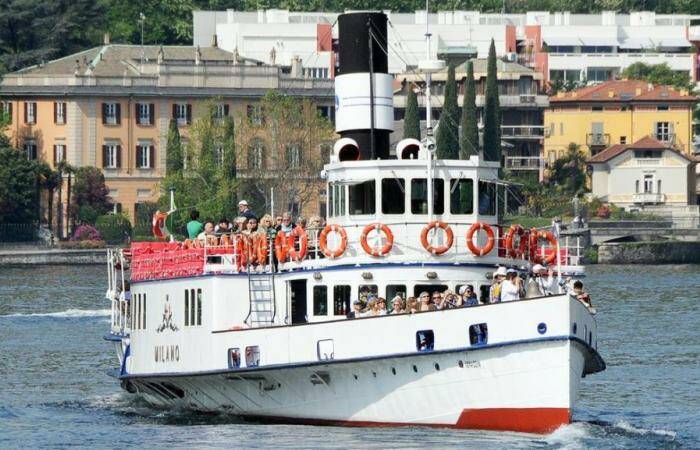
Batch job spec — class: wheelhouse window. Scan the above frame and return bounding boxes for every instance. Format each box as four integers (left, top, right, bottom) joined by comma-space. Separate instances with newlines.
333, 285, 351, 316
54, 101, 66, 125
349, 180, 376, 215
381, 178, 405, 214
411, 179, 444, 214
313, 286, 328, 316
450, 178, 474, 214
329, 183, 346, 217
478, 181, 496, 216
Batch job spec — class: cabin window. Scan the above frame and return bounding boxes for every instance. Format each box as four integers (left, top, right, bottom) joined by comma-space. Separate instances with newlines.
386, 284, 407, 302
478, 181, 496, 216
413, 284, 447, 297
313, 286, 328, 316
317, 339, 334, 360
358, 284, 378, 300
184, 288, 202, 327
349, 180, 375, 215
228, 348, 241, 369
333, 285, 351, 316
469, 323, 488, 345
416, 330, 435, 351
479, 285, 490, 304
245, 346, 260, 367
381, 178, 405, 214
450, 179, 474, 214
411, 179, 444, 214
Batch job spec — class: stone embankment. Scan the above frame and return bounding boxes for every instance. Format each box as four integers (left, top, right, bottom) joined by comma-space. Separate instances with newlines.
0, 248, 107, 266
598, 241, 700, 264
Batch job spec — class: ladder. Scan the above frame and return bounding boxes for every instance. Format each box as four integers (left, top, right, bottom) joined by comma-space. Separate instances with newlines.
245, 272, 276, 327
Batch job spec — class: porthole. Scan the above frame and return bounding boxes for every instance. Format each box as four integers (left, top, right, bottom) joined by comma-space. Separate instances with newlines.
458, 360, 464, 368
434, 363, 440, 371
353, 374, 358, 380
413, 365, 418, 373
537, 322, 547, 335
372, 371, 377, 378
391, 367, 396, 375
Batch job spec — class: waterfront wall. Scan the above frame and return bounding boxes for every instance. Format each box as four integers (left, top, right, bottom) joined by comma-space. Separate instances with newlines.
0, 249, 107, 266
598, 241, 700, 264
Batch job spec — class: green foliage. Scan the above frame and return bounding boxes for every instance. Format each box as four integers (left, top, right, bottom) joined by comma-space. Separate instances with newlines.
460, 60, 479, 159
95, 213, 132, 244
0, 143, 42, 224
583, 247, 598, 264
77, 205, 101, 225
106, 1, 195, 46
166, 118, 183, 175
483, 39, 501, 162
622, 62, 693, 90
71, 167, 110, 222
549, 143, 588, 195
133, 201, 159, 237
403, 87, 421, 140
436, 64, 459, 159
222, 115, 237, 179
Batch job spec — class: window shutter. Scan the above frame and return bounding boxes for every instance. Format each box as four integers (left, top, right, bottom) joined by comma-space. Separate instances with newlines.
172, 104, 177, 119
115, 103, 121, 125
24, 103, 28, 123
102, 103, 107, 125
54, 102, 57, 124
7, 103, 12, 122
62, 145, 66, 162
116, 145, 122, 168
149, 145, 155, 168
53, 145, 57, 165
102, 145, 108, 168
136, 145, 142, 168
149, 103, 155, 125
62, 102, 67, 124
31, 145, 37, 160
223, 104, 229, 116
186, 104, 192, 124
135, 103, 141, 123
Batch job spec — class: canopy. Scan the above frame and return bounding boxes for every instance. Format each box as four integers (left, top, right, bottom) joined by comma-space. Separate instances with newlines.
619, 38, 655, 50
579, 37, 620, 47
543, 37, 582, 47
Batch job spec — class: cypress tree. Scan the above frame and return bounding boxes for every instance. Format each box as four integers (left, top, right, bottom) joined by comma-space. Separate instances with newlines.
165, 118, 183, 174
483, 39, 501, 162
436, 63, 459, 159
460, 60, 479, 159
222, 115, 237, 179
403, 86, 421, 140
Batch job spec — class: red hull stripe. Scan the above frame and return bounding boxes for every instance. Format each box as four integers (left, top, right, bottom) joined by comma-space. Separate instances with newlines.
242, 407, 570, 434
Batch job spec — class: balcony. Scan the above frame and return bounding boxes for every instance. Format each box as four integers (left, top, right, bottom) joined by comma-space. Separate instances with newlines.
505, 156, 545, 171
633, 193, 666, 204
635, 158, 662, 166
586, 133, 610, 147
501, 125, 546, 139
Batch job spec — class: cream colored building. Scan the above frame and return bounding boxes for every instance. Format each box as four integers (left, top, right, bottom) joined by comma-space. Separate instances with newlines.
0, 44, 334, 234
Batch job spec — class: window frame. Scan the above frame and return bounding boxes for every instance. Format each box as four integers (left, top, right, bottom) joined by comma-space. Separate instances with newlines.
104, 144, 119, 169
313, 285, 328, 316
348, 180, 376, 216
137, 103, 152, 125
104, 102, 118, 125
25, 102, 37, 124
333, 285, 351, 316
381, 178, 406, 214
54, 101, 66, 125
449, 177, 475, 215
410, 178, 444, 215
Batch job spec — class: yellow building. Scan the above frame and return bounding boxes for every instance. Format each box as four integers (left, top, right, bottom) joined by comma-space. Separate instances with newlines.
544, 80, 697, 164
0, 44, 334, 235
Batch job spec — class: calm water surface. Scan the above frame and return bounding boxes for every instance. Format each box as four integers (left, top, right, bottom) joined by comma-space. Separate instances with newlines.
1, 264, 698, 449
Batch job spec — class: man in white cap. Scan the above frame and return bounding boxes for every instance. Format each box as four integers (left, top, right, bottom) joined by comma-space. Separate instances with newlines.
489, 266, 507, 303
238, 200, 257, 220
526, 264, 558, 298
501, 268, 522, 302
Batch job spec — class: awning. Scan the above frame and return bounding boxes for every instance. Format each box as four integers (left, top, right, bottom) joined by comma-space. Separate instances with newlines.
619, 38, 655, 50
543, 37, 582, 47
656, 38, 692, 48
579, 37, 620, 47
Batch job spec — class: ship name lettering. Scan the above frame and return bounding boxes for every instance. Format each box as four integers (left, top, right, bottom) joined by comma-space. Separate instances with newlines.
464, 360, 480, 368
154, 344, 180, 363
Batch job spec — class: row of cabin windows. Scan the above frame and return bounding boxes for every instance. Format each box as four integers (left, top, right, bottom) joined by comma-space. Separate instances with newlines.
228, 346, 260, 369
329, 178, 500, 217
184, 288, 202, 327
132, 293, 146, 330
312, 283, 491, 316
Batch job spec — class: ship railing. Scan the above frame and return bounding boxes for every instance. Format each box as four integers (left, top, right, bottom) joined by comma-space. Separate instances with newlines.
107, 248, 131, 335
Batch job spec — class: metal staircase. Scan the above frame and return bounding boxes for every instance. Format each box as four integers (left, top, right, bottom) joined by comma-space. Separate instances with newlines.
245, 272, 276, 327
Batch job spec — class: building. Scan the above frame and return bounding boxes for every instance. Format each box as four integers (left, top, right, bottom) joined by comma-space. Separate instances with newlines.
194, 9, 700, 83
394, 58, 548, 175
587, 136, 699, 225
544, 80, 697, 164
0, 43, 334, 234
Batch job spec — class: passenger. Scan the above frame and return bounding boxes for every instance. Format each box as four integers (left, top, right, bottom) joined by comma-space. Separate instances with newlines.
197, 221, 215, 241
347, 299, 364, 319
406, 296, 419, 314
186, 210, 204, 239
234, 216, 247, 234
459, 285, 479, 307
390, 296, 404, 314
309, 215, 323, 229
572, 280, 593, 309
377, 297, 388, 315
215, 218, 230, 234
275, 212, 296, 235
275, 216, 283, 227
489, 266, 507, 303
296, 216, 307, 230
238, 200, 257, 220
418, 291, 436, 312
444, 289, 460, 308
526, 264, 558, 298
500, 269, 522, 302
243, 217, 258, 235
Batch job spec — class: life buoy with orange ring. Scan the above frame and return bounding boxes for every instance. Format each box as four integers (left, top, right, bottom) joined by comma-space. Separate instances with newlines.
220, 234, 232, 246
466, 222, 495, 257
420, 221, 454, 255
505, 224, 528, 258
191, 238, 203, 249
287, 226, 309, 262
274, 231, 289, 262
206, 235, 219, 247
319, 224, 348, 258
538, 230, 558, 265
257, 233, 269, 264
360, 223, 394, 257
231, 234, 247, 267
529, 228, 540, 263
182, 239, 193, 249
152, 211, 168, 240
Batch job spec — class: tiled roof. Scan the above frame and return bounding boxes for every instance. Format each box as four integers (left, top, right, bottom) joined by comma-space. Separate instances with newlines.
588, 136, 692, 163
550, 80, 696, 103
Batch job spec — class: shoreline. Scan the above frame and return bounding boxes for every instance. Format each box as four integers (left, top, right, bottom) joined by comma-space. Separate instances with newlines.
0, 248, 108, 266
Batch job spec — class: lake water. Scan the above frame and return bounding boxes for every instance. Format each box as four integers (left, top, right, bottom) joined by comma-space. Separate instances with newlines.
1, 264, 698, 449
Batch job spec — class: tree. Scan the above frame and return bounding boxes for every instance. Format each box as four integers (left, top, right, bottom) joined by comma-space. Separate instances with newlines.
166, 118, 183, 175
460, 60, 479, 159
222, 115, 237, 179
549, 143, 588, 194
70, 167, 111, 223
622, 62, 693, 90
403, 86, 421, 140
0, 144, 42, 225
436, 64, 459, 159
483, 39, 501, 162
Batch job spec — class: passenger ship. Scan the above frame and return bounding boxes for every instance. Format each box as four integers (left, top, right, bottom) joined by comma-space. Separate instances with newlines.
105, 12, 604, 434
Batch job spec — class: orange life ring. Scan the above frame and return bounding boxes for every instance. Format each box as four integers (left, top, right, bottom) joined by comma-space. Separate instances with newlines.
505, 224, 527, 258
207, 235, 219, 247
466, 222, 495, 257
257, 233, 269, 264
420, 221, 454, 255
287, 226, 309, 262
192, 238, 203, 249
529, 228, 540, 263
538, 230, 558, 265
232, 234, 247, 267
274, 231, 289, 262
182, 239, 192, 249
220, 234, 232, 246
360, 223, 394, 257
319, 224, 348, 258
151, 211, 168, 240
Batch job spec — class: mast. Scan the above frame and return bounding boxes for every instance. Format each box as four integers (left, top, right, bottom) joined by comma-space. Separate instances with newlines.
368, 19, 376, 160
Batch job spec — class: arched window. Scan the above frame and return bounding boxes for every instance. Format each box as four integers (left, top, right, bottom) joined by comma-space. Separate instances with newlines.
248, 140, 265, 170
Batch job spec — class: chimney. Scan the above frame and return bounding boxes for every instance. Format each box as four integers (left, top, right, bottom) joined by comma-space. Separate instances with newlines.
103, 33, 110, 45
290, 56, 303, 78
212, 34, 218, 48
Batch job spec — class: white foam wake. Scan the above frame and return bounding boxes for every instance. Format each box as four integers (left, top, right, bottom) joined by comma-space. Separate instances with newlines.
614, 420, 677, 438
1, 308, 111, 318
545, 422, 591, 450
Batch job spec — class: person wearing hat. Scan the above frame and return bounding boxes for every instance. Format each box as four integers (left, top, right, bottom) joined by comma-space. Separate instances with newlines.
459, 285, 479, 307
238, 200, 257, 221
489, 266, 507, 303
501, 268, 522, 302
526, 264, 557, 298
346, 299, 364, 319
